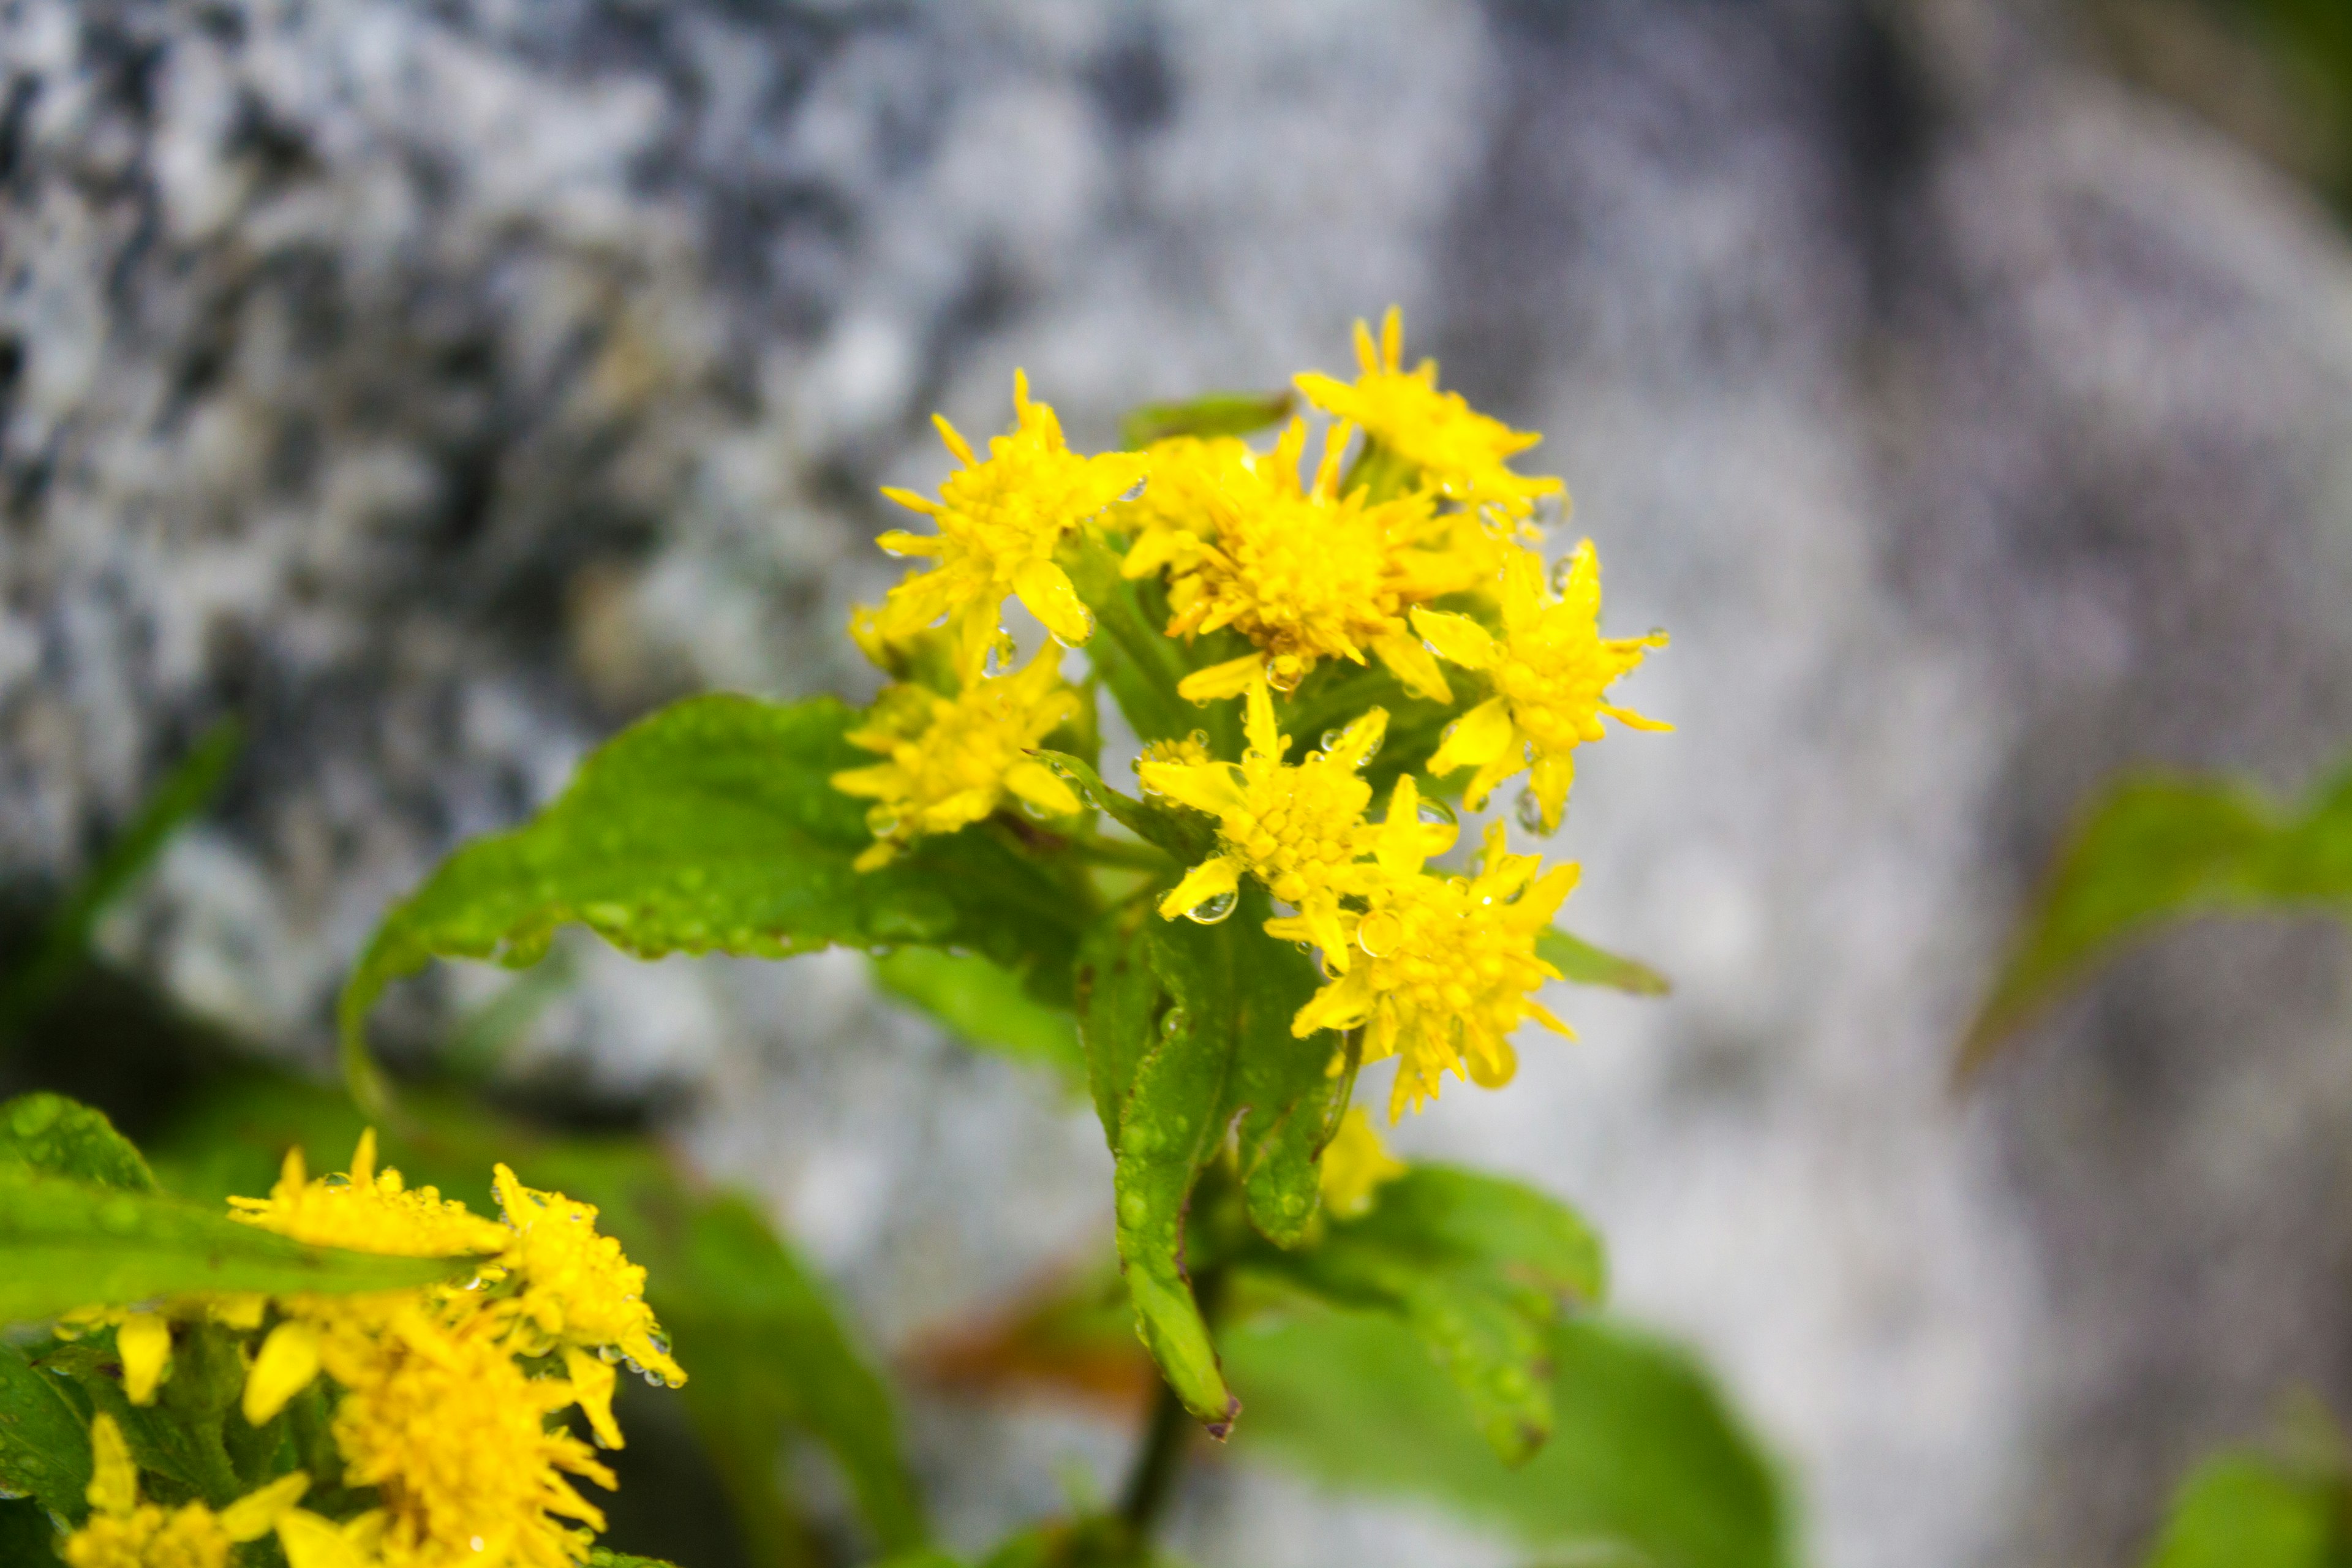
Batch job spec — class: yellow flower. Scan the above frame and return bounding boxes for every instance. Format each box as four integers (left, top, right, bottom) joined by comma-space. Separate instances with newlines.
1318, 1108, 1406, 1219
1414, 541, 1668, 831
317, 1302, 614, 1568
227, 1131, 513, 1260
1294, 307, 1564, 524
483, 1163, 684, 1447
873, 371, 1146, 676
52, 1310, 174, 1406
831, 644, 1084, 870
62, 1414, 306, 1568
1140, 676, 1417, 955
1283, 778, 1578, 1120
1120, 420, 1455, 703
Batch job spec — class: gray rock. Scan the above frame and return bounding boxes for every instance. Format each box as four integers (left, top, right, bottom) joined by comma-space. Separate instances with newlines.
7, 2, 2352, 1566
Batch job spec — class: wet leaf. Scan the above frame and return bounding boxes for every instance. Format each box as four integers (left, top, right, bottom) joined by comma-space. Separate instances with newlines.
0, 1096, 156, 1192
0, 1343, 92, 1520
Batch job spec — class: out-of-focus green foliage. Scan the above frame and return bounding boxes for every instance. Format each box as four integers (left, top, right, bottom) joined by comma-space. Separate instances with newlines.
2141, 1444, 2352, 1567
1957, 762, 2352, 1076
1118, 389, 1294, 452
0, 1342, 96, 1519
1227, 1308, 1791, 1568
871, 948, 1086, 1087
1238, 1165, 1605, 1464
1536, 928, 1673, 997
338, 694, 1091, 1114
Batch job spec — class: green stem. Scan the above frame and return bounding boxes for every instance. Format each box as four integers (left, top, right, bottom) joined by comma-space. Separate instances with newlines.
1117, 1265, 1226, 1545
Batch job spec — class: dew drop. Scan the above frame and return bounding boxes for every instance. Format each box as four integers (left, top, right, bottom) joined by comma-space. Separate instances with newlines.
1186, 729, 1210, 751
1357, 910, 1406, 959
1265, 661, 1303, 695
1050, 606, 1098, 648
1183, 889, 1238, 925
1514, 788, 1556, 835
1415, 796, 1457, 829
1161, 1009, 1189, 1039
1646, 625, 1668, 641
1120, 477, 1148, 503
1320, 729, 1343, 752
1549, 554, 1577, 594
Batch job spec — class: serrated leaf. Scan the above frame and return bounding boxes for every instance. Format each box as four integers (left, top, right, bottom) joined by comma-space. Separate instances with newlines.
0, 1343, 92, 1520
0, 1096, 156, 1191
1102, 900, 1331, 1430
2143, 1452, 2342, 1568
41, 1333, 240, 1507
147, 1071, 928, 1556
872, 948, 1085, 1087
1228, 1309, 1790, 1568
1119, 390, 1293, 451
0, 1166, 464, 1326
1240, 1166, 1606, 1462
339, 693, 1089, 1112
1958, 764, 2352, 1079
1534, 930, 1672, 998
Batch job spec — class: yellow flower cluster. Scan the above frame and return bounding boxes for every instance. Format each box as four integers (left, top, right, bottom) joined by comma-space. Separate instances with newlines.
837, 310, 1665, 1122
62, 1133, 682, 1568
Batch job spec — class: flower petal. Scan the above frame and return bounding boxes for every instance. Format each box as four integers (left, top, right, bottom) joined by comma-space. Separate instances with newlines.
1012, 559, 1091, 647
1373, 630, 1452, 703
1175, 654, 1263, 704
243, 1320, 322, 1427
1427, 696, 1515, 776
1005, 760, 1082, 818
116, 1313, 171, 1406
1408, 608, 1498, 671
1139, 760, 1248, 819
220, 1472, 310, 1543
1158, 856, 1242, 921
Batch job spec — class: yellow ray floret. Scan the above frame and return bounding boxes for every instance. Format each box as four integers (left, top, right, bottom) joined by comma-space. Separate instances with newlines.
1318, 1107, 1407, 1219
873, 371, 1146, 676
227, 1130, 514, 1259
488, 1164, 685, 1417
1140, 676, 1415, 954
832, 644, 1083, 870
1295, 307, 1564, 524
316, 1302, 614, 1568
1413, 541, 1668, 831
62, 1413, 306, 1568
1120, 421, 1459, 701
1283, 779, 1578, 1120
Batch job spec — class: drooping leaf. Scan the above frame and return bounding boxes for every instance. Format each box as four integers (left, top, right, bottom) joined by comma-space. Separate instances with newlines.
0, 1095, 156, 1191
1227, 1308, 1790, 1568
148, 1071, 928, 1556
872, 948, 1086, 1087
0, 718, 241, 1032
1535, 929, 1673, 998
2143, 1451, 2343, 1568
0, 1343, 93, 1520
0, 1166, 464, 1326
1958, 764, 2352, 1078
1238, 1166, 1607, 1463
1089, 899, 1333, 1430
1119, 390, 1294, 451
339, 693, 1090, 1113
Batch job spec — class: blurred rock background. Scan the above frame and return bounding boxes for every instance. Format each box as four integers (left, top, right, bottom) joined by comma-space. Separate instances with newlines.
6, 1, 2352, 1566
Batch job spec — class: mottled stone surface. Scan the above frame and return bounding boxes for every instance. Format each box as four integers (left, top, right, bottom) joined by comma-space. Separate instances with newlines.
7, 3, 2352, 1566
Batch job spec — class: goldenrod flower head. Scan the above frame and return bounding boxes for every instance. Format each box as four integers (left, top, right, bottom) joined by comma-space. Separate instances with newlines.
1414, 541, 1668, 832
1295, 307, 1564, 524
318, 1302, 614, 1568
873, 372, 1146, 676
1285, 780, 1578, 1120
488, 1163, 683, 1395
63, 1414, 305, 1568
1140, 676, 1415, 954
1137, 733, 1213, 771
832, 644, 1083, 870
1121, 421, 1457, 703
1318, 1107, 1406, 1219
227, 1131, 513, 1260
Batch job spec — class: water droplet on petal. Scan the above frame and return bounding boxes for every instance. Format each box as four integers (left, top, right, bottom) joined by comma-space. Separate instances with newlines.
1321, 729, 1343, 752
1549, 554, 1577, 594
1121, 477, 1148, 503
1265, 662, 1303, 695
1646, 625, 1668, 641
1183, 889, 1238, 925
1186, 729, 1210, 751
1514, 788, 1556, 835
1415, 797, 1457, 829
1357, 910, 1406, 959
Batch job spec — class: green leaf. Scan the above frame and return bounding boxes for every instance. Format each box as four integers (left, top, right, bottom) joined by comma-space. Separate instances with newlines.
2143, 1452, 2343, 1568
589, 1552, 685, 1568
0, 718, 240, 1031
1095, 899, 1333, 1430
0, 1498, 64, 1566
0, 1166, 464, 1326
339, 693, 1090, 1114
0, 1096, 156, 1191
1958, 764, 2352, 1078
1227, 1309, 1790, 1568
146, 1071, 929, 1556
1240, 1166, 1607, 1463
0, 1343, 93, 1520
1119, 389, 1293, 451
872, 948, 1085, 1087
1535, 930, 1672, 998
1030, 752, 1210, 864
